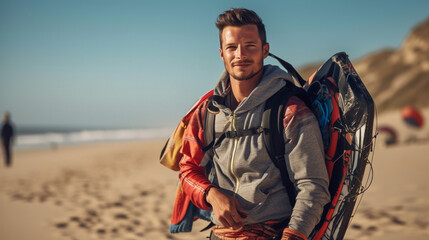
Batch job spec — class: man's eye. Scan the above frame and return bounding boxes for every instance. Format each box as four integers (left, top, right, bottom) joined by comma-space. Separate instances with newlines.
226, 46, 237, 50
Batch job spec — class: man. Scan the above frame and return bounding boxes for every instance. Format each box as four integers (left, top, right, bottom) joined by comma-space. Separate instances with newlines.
178, 8, 330, 240
1, 112, 15, 167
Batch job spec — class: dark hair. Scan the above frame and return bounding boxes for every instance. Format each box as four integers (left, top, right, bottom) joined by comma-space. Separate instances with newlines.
215, 8, 266, 47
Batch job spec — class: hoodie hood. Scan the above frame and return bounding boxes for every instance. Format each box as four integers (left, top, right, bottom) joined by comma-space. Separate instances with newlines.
213, 64, 295, 114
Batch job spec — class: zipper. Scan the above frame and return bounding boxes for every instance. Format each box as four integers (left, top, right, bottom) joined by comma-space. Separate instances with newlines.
230, 112, 240, 197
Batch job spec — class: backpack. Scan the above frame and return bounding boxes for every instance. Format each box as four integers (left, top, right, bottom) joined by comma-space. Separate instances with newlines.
160, 89, 213, 171
160, 52, 376, 240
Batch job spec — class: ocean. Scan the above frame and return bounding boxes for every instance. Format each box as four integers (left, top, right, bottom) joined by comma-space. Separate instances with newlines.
14, 126, 173, 150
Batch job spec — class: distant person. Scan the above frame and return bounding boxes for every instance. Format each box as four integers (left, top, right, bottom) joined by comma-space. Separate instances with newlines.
1, 112, 15, 167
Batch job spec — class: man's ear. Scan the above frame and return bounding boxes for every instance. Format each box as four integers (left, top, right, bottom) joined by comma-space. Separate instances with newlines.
219, 47, 225, 62
263, 43, 270, 59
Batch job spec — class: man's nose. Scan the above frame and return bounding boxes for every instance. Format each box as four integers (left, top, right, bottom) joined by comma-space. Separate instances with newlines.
236, 45, 247, 59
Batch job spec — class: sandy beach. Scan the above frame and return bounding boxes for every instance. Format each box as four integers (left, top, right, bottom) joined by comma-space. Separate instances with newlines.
0, 140, 208, 240
1, 110, 429, 240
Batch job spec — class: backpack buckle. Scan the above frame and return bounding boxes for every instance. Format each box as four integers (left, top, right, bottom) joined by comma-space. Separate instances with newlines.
225, 131, 237, 138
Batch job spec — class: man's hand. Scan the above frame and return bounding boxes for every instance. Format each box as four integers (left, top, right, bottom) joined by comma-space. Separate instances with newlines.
206, 187, 247, 229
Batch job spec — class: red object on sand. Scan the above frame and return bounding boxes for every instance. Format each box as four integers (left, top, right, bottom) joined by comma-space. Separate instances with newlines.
401, 106, 424, 128
378, 126, 398, 145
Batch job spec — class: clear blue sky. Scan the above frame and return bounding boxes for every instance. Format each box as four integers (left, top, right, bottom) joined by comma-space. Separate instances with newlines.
1, 0, 428, 129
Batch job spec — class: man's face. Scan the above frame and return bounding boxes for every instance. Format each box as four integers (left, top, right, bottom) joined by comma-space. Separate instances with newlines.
220, 24, 269, 82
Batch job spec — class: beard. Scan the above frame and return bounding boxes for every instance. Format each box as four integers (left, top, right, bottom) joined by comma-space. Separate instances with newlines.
225, 60, 264, 81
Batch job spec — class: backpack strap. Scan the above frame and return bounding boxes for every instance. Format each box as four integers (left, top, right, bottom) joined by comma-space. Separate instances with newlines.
203, 95, 265, 152
269, 53, 307, 87
262, 81, 311, 208
203, 96, 220, 152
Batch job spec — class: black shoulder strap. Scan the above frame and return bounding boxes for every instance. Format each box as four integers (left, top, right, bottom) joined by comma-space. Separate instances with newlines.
269, 53, 307, 87
203, 95, 264, 152
203, 96, 219, 152
262, 81, 311, 208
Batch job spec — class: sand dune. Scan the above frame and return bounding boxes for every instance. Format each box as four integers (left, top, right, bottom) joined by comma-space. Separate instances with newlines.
1, 109, 429, 240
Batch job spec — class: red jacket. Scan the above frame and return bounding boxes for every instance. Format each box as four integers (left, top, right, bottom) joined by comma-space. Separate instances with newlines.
171, 98, 213, 225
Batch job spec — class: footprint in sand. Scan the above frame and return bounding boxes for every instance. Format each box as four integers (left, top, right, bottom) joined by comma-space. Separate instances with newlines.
55, 222, 68, 229
114, 213, 129, 220
391, 216, 406, 225
349, 205, 413, 238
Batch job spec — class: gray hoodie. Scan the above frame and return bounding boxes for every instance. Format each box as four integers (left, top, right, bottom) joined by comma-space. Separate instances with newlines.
201, 65, 330, 237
